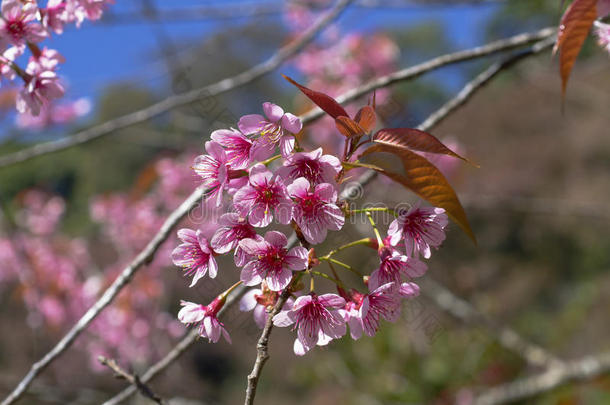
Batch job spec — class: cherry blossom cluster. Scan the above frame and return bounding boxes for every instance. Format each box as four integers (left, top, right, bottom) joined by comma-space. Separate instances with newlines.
0, 0, 112, 121
172, 102, 449, 355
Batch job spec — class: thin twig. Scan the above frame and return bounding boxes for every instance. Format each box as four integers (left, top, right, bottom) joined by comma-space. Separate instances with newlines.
474, 352, 610, 405
0, 0, 353, 170
98, 357, 165, 405
103, 36, 557, 405
419, 277, 563, 369
102, 284, 249, 405
0, 25, 554, 170
244, 289, 292, 405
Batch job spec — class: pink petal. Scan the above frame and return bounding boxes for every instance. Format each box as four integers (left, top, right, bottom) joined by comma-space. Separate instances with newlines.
262, 102, 284, 122
238, 114, 265, 135
281, 113, 303, 134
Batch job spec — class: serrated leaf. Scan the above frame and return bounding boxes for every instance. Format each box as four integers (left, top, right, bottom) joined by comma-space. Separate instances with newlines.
554, 0, 598, 97
335, 116, 366, 138
354, 105, 376, 133
283, 75, 349, 119
372, 128, 478, 167
361, 143, 476, 243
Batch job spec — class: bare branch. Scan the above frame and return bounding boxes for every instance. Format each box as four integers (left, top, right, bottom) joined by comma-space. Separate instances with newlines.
300, 27, 556, 125
419, 277, 563, 369
98, 357, 165, 405
244, 289, 291, 405
102, 36, 557, 405
0, 0, 354, 170
474, 352, 610, 405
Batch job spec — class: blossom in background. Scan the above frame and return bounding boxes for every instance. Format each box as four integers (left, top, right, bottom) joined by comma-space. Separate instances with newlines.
0, 0, 47, 47
193, 141, 229, 207
233, 164, 293, 227
41, 0, 68, 34
178, 299, 231, 343
388, 204, 448, 259
171, 229, 218, 287
368, 240, 427, 290
273, 293, 346, 355
16, 97, 91, 129
238, 102, 302, 157
0, 46, 23, 80
277, 147, 342, 185
594, 21, 610, 54
399, 282, 420, 298
287, 177, 344, 244
238, 231, 308, 291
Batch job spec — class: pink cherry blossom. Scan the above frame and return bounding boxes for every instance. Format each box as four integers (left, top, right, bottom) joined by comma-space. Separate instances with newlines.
594, 21, 610, 54
238, 231, 308, 291
171, 229, 218, 287
0, 45, 23, 80
238, 102, 303, 157
178, 298, 231, 343
239, 283, 295, 328
277, 147, 341, 185
211, 128, 267, 170
0, 0, 48, 47
273, 293, 346, 355
29, 47, 66, 72
399, 282, 420, 298
41, 0, 68, 34
193, 141, 229, 207
16, 97, 91, 129
287, 177, 345, 244
233, 163, 293, 227
210, 213, 258, 266
368, 240, 427, 290
16, 69, 65, 116
359, 283, 402, 338
388, 204, 448, 259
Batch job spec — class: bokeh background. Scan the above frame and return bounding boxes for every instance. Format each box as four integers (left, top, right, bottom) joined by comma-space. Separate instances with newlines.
0, 1, 609, 404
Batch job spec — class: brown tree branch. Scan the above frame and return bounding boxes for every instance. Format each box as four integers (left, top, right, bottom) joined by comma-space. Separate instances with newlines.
244, 289, 292, 405
0, 0, 354, 170
474, 352, 610, 405
98, 357, 165, 405
419, 277, 563, 369
0, 25, 554, 170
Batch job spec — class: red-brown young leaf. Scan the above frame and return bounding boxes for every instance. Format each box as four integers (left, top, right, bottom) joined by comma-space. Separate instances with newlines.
354, 105, 376, 133
335, 116, 366, 138
373, 128, 478, 167
361, 143, 476, 243
554, 0, 598, 97
283, 75, 349, 119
